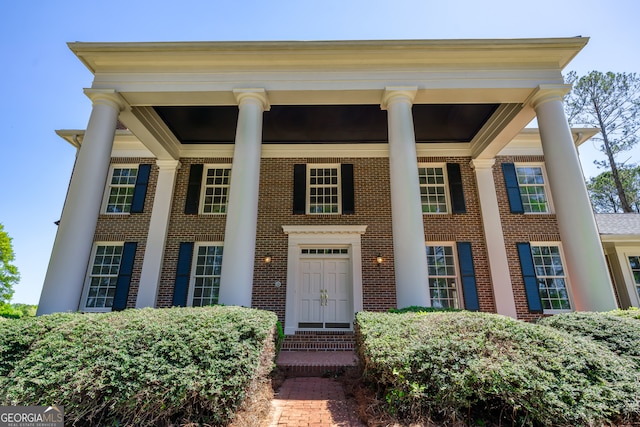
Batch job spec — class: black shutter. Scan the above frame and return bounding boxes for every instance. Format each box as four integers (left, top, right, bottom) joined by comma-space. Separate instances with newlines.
293, 164, 306, 214
112, 242, 137, 311
173, 242, 194, 307
184, 164, 203, 214
456, 242, 480, 311
130, 164, 151, 213
341, 164, 355, 214
502, 163, 524, 214
517, 242, 543, 313
447, 163, 466, 214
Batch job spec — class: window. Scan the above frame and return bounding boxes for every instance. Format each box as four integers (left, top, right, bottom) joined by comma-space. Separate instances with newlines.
426, 244, 459, 308
629, 256, 640, 301
200, 166, 231, 214
419, 165, 450, 213
104, 166, 138, 213
531, 244, 571, 311
189, 244, 223, 306
84, 244, 123, 310
308, 165, 340, 214
516, 165, 550, 213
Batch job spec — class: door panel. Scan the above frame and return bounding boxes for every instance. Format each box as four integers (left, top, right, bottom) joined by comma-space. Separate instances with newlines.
300, 260, 323, 324
298, 257, 352, 329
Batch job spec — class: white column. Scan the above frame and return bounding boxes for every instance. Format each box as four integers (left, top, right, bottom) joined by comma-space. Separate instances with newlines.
381, 87, 430, 308
136, 160, 181, 308
38, 89, 125, 315
218, 89, 269, 306
471, 159, 517, 317
529, 85, 617, 311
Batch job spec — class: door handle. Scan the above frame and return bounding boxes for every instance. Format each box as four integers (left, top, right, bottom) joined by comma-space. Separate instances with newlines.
320, 289, 328, 306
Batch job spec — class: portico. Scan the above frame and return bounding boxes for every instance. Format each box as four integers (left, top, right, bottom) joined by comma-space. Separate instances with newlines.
38, 38, 618, 319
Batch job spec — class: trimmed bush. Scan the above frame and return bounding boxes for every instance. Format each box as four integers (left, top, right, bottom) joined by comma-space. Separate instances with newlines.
356, 311, 640, 426
611, 306, 640, 321
0, 306, 277, 426
388, 305, 461, 314
539, 310, 640, 369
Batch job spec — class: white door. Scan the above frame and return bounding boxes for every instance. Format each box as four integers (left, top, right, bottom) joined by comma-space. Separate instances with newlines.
298, 257, 352, 329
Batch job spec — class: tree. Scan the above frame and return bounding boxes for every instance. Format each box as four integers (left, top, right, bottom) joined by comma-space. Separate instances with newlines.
587, 165, 640, 213
565, 71, 640, 212
0, 223, 20, 303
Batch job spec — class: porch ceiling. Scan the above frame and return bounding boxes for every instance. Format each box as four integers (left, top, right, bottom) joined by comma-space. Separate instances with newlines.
153, 103, 499, 144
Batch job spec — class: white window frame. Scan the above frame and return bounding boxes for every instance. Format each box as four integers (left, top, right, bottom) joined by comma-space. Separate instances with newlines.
418, 163, 451, 214
199, 164, 232, 215
307, 164, 342, 215
102, 164, 139, 214
187, 242, 224, 307
425, 242, 462, 309
80, 242, 124, 312
626, 254, 640, 306
530, 242, 573, 313
515, 163, 554, 214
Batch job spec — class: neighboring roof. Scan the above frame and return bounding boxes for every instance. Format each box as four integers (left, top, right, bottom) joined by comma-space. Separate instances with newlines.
596, 214, 640, 240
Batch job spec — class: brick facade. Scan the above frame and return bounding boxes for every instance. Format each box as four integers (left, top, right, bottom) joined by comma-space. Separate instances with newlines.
89, 152, 568, 324
494, 155, 562, 322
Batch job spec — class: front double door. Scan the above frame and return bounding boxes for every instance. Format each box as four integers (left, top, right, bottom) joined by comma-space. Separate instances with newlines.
298, 256, 352, 329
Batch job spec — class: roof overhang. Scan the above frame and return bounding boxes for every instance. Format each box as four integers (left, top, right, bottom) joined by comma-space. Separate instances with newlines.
65, 38, 589, 160
69, 38, 589, 74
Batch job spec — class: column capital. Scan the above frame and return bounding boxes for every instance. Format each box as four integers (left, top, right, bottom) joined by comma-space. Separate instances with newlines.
155, 159, 181, 171
233, 88, 270, 111
83, 88, 127, 112
381, 86, 418, 110
524, 84, 572, 110
470, 158, 496, 170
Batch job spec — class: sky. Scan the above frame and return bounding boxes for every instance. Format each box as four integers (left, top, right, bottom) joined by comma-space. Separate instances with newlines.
1, 0, 639, 305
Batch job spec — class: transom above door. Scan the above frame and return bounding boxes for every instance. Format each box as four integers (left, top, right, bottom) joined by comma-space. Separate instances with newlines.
298, 250, 352, 330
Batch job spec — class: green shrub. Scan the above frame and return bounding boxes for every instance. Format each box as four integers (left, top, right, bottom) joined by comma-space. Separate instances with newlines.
611, 306, 640, 321
0, 306, 277, 426
388, 305, 462, 314
0, 302, 23, 319
539, 310, 640, 369
356, 311, 640, 426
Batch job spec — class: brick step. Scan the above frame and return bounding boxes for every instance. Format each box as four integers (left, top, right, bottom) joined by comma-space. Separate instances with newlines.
280, 331, 356, 352
276, 350, 359, 377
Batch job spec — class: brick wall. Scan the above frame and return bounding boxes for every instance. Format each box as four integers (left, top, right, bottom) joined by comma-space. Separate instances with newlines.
494, 155, 561, 322
92, 157, 157, 309
91, 153, 565, 324
419, 156, 496, 313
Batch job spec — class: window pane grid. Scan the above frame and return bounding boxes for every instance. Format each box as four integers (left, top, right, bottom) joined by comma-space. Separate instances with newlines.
531, 245, 571, 310
516, 166, 549, 213
308, 167, 340, 214
202, 168, 231, 214
86, 245, 122, 308
192, 245, 223, 306
106, 168, 137, 213
426, 245, 458, 308
419, 167, 448, 213
301, 248, 348, 254
628, 256, 640, 300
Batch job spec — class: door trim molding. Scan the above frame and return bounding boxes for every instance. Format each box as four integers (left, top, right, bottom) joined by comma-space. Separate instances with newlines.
282, 225, 367, 335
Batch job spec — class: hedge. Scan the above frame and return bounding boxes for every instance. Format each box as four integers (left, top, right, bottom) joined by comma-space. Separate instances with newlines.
0, 306, 277, 426
539, 310, 640, 369
356, 311, 640, 426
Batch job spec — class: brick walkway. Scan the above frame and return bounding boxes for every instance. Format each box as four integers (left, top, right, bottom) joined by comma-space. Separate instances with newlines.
266, 377, 365, 426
